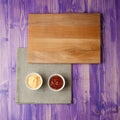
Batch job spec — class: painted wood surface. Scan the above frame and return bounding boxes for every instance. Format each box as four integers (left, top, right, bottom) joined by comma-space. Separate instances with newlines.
28, 14, 100, 63
0, 0, 120, 120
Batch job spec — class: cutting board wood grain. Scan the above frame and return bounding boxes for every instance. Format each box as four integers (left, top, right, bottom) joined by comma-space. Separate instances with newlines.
28, 14, 101, 63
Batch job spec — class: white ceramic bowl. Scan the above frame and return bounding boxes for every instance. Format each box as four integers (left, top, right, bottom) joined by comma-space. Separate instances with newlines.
48, 74, 65, 92
25, 73, 43, 90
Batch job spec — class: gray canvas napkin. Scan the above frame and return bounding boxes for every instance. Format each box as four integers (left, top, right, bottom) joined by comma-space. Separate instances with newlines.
16, 48, 72, 104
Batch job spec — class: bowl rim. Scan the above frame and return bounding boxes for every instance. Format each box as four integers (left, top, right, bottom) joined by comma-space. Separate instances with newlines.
25, 72, 43, 90
48, 73, 65, 92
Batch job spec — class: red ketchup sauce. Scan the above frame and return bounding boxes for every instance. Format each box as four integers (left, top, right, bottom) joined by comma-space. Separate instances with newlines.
49, 75, 63, 90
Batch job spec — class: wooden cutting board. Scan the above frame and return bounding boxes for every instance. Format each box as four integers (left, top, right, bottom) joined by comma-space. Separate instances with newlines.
28, 14, 101, 63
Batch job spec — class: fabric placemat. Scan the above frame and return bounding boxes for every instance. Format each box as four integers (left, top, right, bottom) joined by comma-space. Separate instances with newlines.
16, 48, 72, 104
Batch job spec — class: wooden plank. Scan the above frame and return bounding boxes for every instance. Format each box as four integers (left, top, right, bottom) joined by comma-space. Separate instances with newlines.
90, 0, 119, 120
29, 14, 100, 26
29, 50, 100, 63
0, 1, 9, 120
7, 0, 24, 120
28, 14, 101, 63
97, 0, 118, 119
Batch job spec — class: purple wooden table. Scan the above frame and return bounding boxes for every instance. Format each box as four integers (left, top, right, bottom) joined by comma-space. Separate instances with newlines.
0, 0, 120, 120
